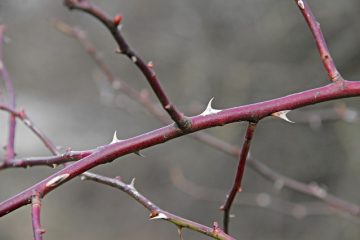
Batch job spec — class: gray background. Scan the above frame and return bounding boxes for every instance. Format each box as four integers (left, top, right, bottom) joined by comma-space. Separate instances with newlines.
0, 0, 360, 239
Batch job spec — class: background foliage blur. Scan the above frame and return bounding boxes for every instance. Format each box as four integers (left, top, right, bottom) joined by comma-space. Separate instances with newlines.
0, 0, 359, 239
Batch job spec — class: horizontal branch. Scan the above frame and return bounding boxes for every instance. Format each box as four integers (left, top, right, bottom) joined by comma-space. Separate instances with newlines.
82, 172, 234, 240
0, 80, 360, 216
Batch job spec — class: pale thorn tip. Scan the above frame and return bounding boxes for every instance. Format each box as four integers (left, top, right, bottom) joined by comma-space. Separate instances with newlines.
80, 175, 87, 181
129, 178, 136, 189
150, 212, 168, 220
111, 131, 120, 144
297, 0, 305, 10
271, 110, 294, 123
200, 97, 222, 116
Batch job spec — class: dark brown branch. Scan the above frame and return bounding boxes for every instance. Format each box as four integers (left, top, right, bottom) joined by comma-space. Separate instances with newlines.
81, 172, 235, 240
220, 122, 257, 233
63, 0, 190, 130
0, 26, 17, 164
31, 193, 45, 240
295, 0, 342, 82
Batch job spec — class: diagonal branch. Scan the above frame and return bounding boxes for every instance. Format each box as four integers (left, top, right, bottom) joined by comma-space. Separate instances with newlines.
31, 193, 45, 240
63, 0, 190, 130
295, 0, 343, 82
81, 172, 235, 240
1, 80, 360, 217
220, 122, 257, 233
0, 26, 17, 163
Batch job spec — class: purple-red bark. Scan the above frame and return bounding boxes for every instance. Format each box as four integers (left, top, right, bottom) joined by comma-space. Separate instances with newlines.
1, 80, 360, 217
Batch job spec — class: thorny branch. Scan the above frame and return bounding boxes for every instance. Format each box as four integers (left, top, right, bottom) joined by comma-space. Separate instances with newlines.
0, 0, 360, 239
63, 0, 190, 130
81, 172, 235, 240
54, 20, 360, 219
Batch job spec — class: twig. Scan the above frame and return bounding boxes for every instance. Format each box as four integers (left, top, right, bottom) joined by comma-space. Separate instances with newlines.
31, 193, 45, 240
81, 172, 235, 240
295, 0, 342, 82
220, 122, 257, 233
63, 0, 190, 130
0, 26, 17, 163
170, 166, 334, 219
248, 156, 360, 216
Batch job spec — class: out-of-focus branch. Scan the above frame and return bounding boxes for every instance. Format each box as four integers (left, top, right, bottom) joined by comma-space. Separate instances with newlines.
294, 0, 342, 82
0, 26, 17, 164
248, 156, 360, 216
81, 172, 235, 240
170, 167, 333, 219
63, 0, 190, 130
221, 122, 257, 233
292, 104, 359, 129
31, 193, 45, 240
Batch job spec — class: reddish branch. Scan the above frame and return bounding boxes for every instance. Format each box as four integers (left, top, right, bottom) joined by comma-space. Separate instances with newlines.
63, 0, 190, 130
0, 26, 17, 163
82, 172, 235, 240
31, 193, 45, 240
0, 1, 360, 239
221, 122, 257, 233
295, 0, 342, 82
1, 79, 359, 217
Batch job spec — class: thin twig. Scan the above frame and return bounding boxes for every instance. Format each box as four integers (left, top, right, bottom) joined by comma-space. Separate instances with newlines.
63, 0, 190, 130
220, 122, 257, 233
82, 172, 234, 240
294, 0, 343, 82
0, 26, 17, 163
31, 193, 45, 240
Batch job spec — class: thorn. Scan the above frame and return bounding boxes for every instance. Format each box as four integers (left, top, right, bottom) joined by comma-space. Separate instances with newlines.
149, 212, 168, 220
200, 98, 222, 116
115, 47, 122, 54
297, 0, 305, 10
80, 175, 87, 181
271, 110, 294, 123
131, 56, 137, 63
229, 214, 236, 218
52, 164, 58, 169
129, 178, 136, 190
111, 131, 120, 144
113, 15, 123, 26
134, 151, 145, 157
147, 61, 154, 69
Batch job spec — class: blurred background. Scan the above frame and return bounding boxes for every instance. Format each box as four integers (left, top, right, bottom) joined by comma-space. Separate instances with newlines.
0, 0, 360, 239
